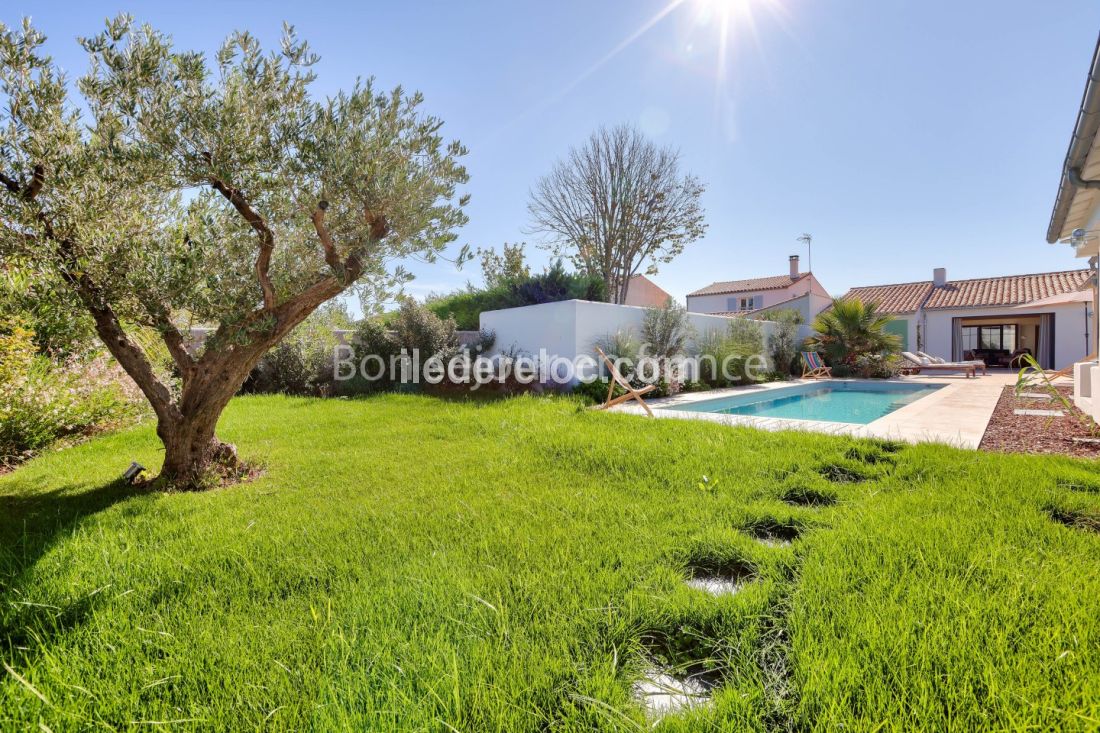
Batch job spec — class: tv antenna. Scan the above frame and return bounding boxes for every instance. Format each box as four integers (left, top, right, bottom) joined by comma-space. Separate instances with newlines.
796, 233, 813, 273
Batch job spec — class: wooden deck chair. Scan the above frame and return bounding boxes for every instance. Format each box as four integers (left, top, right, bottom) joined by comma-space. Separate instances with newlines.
800, 351, 832, 379
594, 347, 656, 416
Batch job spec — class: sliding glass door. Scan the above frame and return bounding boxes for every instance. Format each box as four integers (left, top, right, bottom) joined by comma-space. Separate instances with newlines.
961, 324, 1017, 352
952, 316, 1054, 368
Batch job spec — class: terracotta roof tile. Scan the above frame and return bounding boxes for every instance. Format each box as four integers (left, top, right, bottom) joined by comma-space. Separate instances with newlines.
838, 282, 933, 314
839, 269, 1093, 314
923, 269, 1092, 309
688, 273, 808, 297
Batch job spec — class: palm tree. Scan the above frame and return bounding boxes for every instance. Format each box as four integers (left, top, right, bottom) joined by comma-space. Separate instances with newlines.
808, 298, 901, 366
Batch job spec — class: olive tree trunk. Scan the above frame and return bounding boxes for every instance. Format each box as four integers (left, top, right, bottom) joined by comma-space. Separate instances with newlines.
158, 413, 233, 487
155, 373, 246, 489
78, 274, 345, 490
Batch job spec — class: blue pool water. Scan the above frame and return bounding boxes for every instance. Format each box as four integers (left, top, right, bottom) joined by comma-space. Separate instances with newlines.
666, 381, 943, 425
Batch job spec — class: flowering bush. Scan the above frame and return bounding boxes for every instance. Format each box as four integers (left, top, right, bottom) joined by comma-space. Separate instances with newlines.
0, 321, 138, 465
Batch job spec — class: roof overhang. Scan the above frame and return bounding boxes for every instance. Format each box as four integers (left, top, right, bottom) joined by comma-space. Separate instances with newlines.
1047, 33, 1100, 249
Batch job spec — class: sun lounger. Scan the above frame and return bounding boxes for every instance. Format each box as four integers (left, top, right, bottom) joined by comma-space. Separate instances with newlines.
594, 346, 655, 416
902, 352, 976, 378
800, 351, 832, 379
917, 351, 987, 375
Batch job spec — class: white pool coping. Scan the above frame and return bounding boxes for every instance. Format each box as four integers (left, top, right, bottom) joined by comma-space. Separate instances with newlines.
608, 373, 1019, 449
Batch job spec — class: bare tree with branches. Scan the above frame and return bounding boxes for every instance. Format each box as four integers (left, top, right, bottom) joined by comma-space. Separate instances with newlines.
527, 124, 706, 304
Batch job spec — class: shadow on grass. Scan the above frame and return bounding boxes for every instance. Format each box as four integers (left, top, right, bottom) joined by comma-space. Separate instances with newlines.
1046, 505, 1100, 534
0, 477, 153, 663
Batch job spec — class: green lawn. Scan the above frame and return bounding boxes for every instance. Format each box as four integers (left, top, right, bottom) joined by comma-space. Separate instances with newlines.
2, 394, 1099, 731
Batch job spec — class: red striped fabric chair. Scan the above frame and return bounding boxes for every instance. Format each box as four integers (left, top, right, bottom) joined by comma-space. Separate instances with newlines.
800, 351, 832, 379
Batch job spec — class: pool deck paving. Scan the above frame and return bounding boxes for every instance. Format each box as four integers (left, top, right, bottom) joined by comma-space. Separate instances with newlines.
609, 372, 1025, 449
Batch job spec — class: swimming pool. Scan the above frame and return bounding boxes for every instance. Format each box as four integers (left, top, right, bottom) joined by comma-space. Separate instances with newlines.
664, 381, 943, 425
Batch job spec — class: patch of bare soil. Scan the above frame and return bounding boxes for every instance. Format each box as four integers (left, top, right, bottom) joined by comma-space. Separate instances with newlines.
979, 386, 1100, 458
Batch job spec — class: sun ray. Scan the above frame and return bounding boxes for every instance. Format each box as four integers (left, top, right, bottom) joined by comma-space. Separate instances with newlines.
494, 0, 792, 138
562, 0, 692, 101
494, 0, 691, 135
713, 7, 730, 123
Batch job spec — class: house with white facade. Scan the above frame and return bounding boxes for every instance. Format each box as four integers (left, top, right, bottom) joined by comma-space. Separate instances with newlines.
838, 267, 1093, 370
1045, 31, 1100, 418
685, 255, 831, 321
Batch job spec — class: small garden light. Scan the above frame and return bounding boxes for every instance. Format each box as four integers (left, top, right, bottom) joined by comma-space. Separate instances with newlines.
122, 461, 145, 484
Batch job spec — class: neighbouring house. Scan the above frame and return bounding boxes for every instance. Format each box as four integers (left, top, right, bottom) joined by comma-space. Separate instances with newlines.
837, 267, 1093, 369
1045, 31, 1100, 420
622, 274, 673, 308
686, 254, 831, 322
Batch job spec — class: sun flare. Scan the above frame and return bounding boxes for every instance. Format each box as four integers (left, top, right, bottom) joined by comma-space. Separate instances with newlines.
500, 0, 791, 136
691, 0, 759, 21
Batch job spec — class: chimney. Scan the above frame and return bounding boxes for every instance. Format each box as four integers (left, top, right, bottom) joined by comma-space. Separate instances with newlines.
789, 254, 800, 279
933, 267, 947, 287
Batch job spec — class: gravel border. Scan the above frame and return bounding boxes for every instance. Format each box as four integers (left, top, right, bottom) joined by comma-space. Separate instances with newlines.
979, 385, 1100, 458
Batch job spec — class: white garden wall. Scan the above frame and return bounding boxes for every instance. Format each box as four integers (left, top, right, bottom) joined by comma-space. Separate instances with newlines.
480, 300, 785, 381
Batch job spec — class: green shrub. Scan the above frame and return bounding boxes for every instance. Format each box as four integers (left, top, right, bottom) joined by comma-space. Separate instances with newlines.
729, 318, 765, 359
697, 319, 766, 387
244, 302, 353, 396
478, 242, 529, 288
696, 329, 735, 386
424, 288, 498, 331
587, 326, 687, 399
389, 300, 459, 357
853, 353, 902, 379
593, 329, 641, 365
465, 328, 497, 357
428, 260, 606, 329
0, 321, 137, 464
571, 377, 620, 405
350, 300, 459, 392
246, 340, 313, 395
642, 301, 693, 358
637, 302, 695, 394
766, 308, 803, 378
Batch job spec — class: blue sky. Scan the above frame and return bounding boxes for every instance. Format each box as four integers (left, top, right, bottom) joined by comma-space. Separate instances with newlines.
13, 0, 1100, 308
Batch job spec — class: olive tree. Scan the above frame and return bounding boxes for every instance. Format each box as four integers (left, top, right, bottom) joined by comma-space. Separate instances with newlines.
0, 18, 469, 488
528, 124, 706, 304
